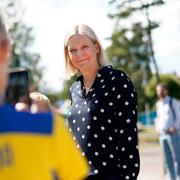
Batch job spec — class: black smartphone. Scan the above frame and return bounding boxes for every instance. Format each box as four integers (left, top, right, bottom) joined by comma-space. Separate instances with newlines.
5, 68, 31, 106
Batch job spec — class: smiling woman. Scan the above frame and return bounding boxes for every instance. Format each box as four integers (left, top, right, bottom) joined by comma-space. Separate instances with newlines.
64, 24, 140, 180
67, 34, 101, 94
64, 24, 109, 79
67, 34, 100, 82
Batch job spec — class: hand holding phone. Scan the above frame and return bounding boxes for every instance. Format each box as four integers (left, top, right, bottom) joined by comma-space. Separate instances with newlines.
5, 68, 31, 106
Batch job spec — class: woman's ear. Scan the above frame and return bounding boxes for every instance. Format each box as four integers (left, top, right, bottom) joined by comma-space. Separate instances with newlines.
95, 43, 100, 54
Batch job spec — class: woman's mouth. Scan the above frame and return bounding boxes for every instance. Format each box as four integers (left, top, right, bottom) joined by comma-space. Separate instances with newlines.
77, 58, 88, 63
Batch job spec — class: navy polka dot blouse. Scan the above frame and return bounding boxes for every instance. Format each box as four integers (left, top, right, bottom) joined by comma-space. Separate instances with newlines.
67, 65, 140, 180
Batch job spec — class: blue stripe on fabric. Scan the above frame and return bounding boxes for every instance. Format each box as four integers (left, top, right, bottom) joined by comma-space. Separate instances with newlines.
0, 105, 53, 135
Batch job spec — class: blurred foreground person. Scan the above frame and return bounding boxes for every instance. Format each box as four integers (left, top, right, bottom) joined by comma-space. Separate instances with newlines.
155, 83, 180, 180
29, 92, 51, 113
0, 11, 88, 180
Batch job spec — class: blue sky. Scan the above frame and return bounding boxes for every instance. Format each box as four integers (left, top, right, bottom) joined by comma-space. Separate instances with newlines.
9, 0, 180, 91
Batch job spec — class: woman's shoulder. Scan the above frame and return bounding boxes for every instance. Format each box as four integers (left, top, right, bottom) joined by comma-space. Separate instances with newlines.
106, 66, 132, 83
112, 68, 128, 78
104, 66, 136, 93
69, 76, 82, 93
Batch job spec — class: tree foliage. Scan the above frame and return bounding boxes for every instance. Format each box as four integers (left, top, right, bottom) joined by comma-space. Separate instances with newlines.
2, 0, 43, 88
145, 74, 180, 109
107, 0, 165, 111
46, 76, 76, 104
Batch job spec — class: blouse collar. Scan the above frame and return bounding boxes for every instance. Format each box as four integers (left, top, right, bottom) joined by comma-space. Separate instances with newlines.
76, 65, 113, 99
77, 65, 113, 82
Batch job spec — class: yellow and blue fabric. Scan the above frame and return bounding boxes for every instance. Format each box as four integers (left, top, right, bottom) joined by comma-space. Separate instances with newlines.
0, 105, 88, 180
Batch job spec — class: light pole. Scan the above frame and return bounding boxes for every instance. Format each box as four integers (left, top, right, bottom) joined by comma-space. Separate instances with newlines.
141, 0, 161, 83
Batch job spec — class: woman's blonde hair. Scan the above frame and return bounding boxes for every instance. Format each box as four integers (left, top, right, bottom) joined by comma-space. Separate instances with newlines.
64, 24, 109, 78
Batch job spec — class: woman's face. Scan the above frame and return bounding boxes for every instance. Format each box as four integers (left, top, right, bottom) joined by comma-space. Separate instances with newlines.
67, 34, 99, 73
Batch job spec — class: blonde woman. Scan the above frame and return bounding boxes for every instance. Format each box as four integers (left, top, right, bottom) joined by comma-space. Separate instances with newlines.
64, 24, 140, 180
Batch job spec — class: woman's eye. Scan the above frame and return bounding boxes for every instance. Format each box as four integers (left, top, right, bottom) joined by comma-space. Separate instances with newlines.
69, 49, 76, 53
82, 45, 89, 49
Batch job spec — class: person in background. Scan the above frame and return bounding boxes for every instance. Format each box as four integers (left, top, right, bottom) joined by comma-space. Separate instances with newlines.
64, 24, 140, 180
0, 11, 88, 180
155, 83, 180, 180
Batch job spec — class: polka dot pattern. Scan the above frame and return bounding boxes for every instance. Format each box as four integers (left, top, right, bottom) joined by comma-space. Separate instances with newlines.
68, 65, 140, 179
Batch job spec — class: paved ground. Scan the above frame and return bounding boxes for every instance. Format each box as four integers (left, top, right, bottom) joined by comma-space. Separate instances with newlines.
138, 145, 168, 180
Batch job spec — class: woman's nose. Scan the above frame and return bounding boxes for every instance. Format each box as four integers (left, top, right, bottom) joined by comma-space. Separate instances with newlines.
76, 50, 84, 58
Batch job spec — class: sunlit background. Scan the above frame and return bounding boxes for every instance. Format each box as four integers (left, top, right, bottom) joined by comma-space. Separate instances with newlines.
1, 1, 180, 179
1, 0, 180, 92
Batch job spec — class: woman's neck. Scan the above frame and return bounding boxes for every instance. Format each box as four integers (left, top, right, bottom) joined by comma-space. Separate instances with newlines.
81, 66, 100, 94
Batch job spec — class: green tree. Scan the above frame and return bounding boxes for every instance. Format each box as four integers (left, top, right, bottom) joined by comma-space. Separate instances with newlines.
108, 0, 164, 83
106, 23, 152, 111
107, 0, 165, 111
58, 76, 76, 99
3, 0, 43, 88
47, 76, 76, 104
145, 74, 180, 110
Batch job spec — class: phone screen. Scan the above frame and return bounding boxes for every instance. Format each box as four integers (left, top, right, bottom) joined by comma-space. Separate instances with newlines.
5, 68, 31, 106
